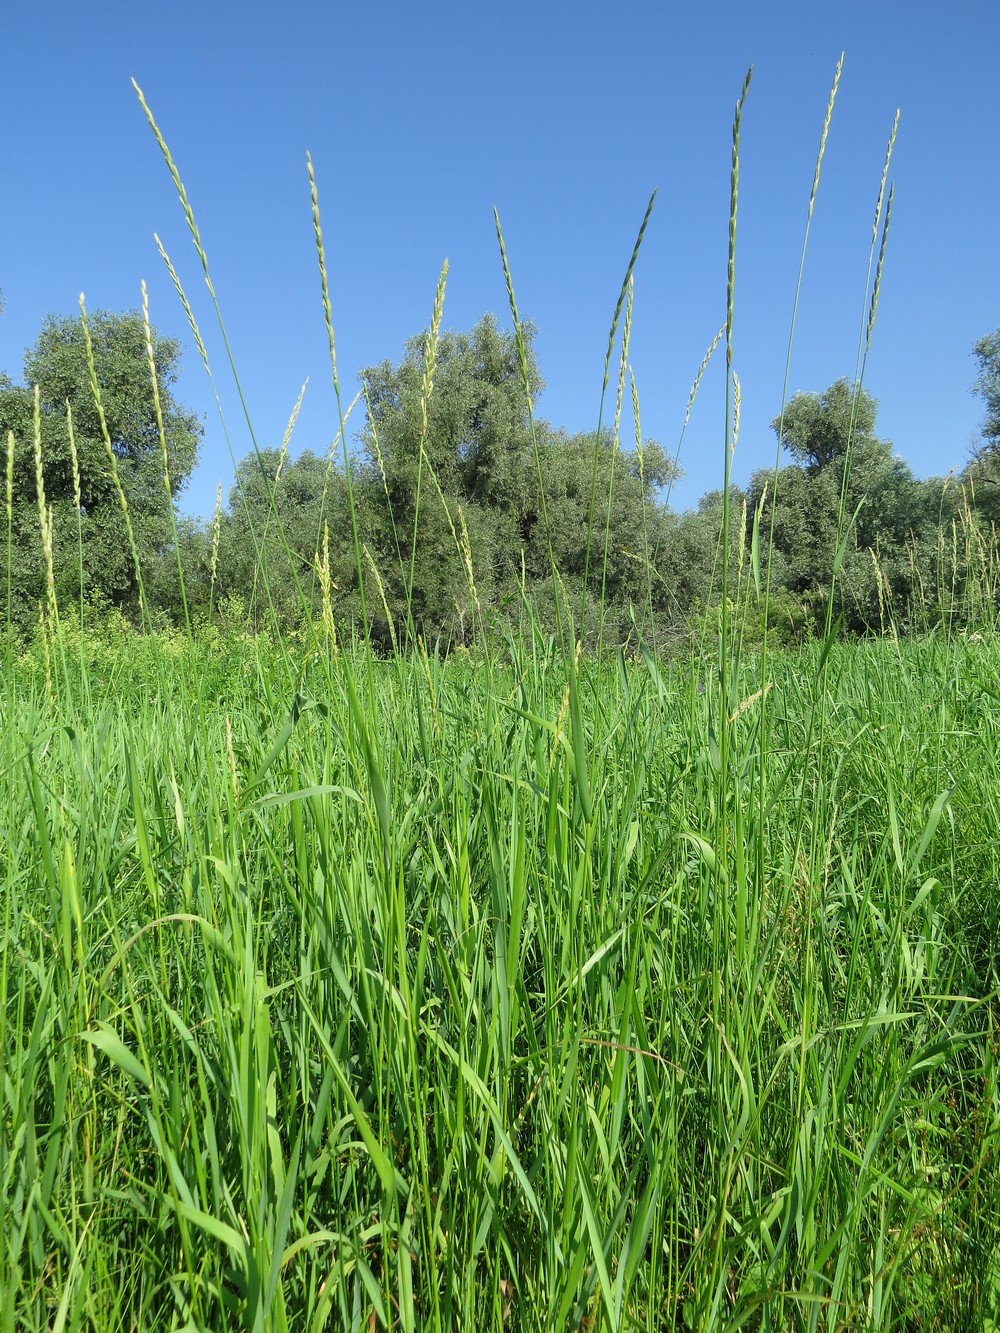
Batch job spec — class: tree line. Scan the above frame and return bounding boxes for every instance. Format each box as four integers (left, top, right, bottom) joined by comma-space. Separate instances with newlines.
3, 308, 1000, 648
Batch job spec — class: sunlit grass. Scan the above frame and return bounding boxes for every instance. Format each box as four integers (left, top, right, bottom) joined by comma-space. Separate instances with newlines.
1, 64, 999, 1333
1, 627, 998, 1330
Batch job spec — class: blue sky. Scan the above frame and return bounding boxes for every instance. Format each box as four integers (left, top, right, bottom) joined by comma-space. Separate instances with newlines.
2, 1, 997, 518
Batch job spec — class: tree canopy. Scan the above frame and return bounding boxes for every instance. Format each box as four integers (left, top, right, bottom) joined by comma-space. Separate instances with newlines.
3, 304, 997, 647
1, 309, 201, 628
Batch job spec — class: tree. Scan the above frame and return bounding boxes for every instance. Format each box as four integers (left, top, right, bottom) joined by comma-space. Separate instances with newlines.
360, 314, 542, 642
964, 330, 1000, 522
775, 378, 879, 473
359, 314, 677, 647
1, 309, 202, 629
972, 329, 1000, 448
756, 379, 927, 630
216, 447, 356, 632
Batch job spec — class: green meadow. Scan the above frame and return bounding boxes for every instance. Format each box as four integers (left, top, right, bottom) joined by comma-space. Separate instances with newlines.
2, 70, 999, 1332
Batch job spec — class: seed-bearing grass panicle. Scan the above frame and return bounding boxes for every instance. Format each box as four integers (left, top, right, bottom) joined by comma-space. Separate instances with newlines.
630, 366, 644, 489
649, 322, 725, 555
457, 504, 480, 614
276, 380, 309, 485
613, 275, 634, 448
421, 260, 449, 441
866, 182, 894, 352
66, 406, 82, 515
364, 544, 398, 655
307, 153, 339, 400
362, 377, 391, 498
719, 67, 752, 731
600, 193, 656, 399
870, 547, 888, 635
66, 404, 87, 645
594, 273, 635, 659
494, 207, 564, 647
225, 713, 239, 801
252, 379, 310, 597
416, 635, 442, 742
583, 197, 656, 641
317, 521, 338, 656
683, 326, 726, 439
308, 153, 372, 659
629, 364, 657, 638
155, 236, 211, 370
32, 387, 58, 630
142, 281, 172, 502
856, 110, 898, 379
134, 81, 214, 297
731, 369, 742, 458
79, 295, 149, 625
412, 261, 483, 634
4, 429, 12, 650
209, 483, 223, 616
143, 281, 194, 636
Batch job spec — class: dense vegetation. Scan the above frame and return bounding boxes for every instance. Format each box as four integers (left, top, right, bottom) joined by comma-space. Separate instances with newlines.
2, 74, 999, 1331
3, 301, 1000, 649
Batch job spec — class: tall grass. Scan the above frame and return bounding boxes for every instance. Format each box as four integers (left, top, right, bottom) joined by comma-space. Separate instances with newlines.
1, 69, 998, 1333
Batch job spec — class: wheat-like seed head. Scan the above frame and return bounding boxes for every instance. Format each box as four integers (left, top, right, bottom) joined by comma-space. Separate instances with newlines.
613, 275, 633, 449
307, 153, 339, 397
457, 504, 480, 612
225, 713, 238, 799
324, 389, 359, 466
318, 520, 337, 655
142, 281, 173, 501
275, 379, 309, 484
6, 430, 15, 525
731, 370, 742, 457
79, 294, 146, 616
683, 326, 725, 434
871, 111, 900, 251
66, 404, 82, 512
420, 260, 449, 440
728, 69, 753, 372
601, 191, 656, 395
133, 82, 214, 295
493, 210, 536, 405
363, 544, 398, 654
209, 483, 223, 606
155, 236, 211, 372
417, 635, 441, 740
629, 367, 643, 486
866, 183, 894, 350
362, 377, 392, 499
32, 387, 58, 627
808, 55, 844, 224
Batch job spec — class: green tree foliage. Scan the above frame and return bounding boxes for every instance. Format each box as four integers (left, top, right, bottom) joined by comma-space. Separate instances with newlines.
1, 310, 201, 630
359, 314, 539, 643
965, 329, 1000, 522
358, 314, 675, 646
751, 379, 940, 631
217, 447, 356, 633
972, 329, 1000, 447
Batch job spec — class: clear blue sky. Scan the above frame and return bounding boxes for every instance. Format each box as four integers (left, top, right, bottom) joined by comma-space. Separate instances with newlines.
2, 1, 997, 518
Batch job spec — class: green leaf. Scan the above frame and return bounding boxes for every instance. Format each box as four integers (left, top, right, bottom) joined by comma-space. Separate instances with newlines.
80, 1025, 151, 1090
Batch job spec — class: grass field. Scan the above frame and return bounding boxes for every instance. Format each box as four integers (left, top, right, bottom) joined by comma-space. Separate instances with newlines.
1, 624, 998, 1330
2, 67, 999, 1332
